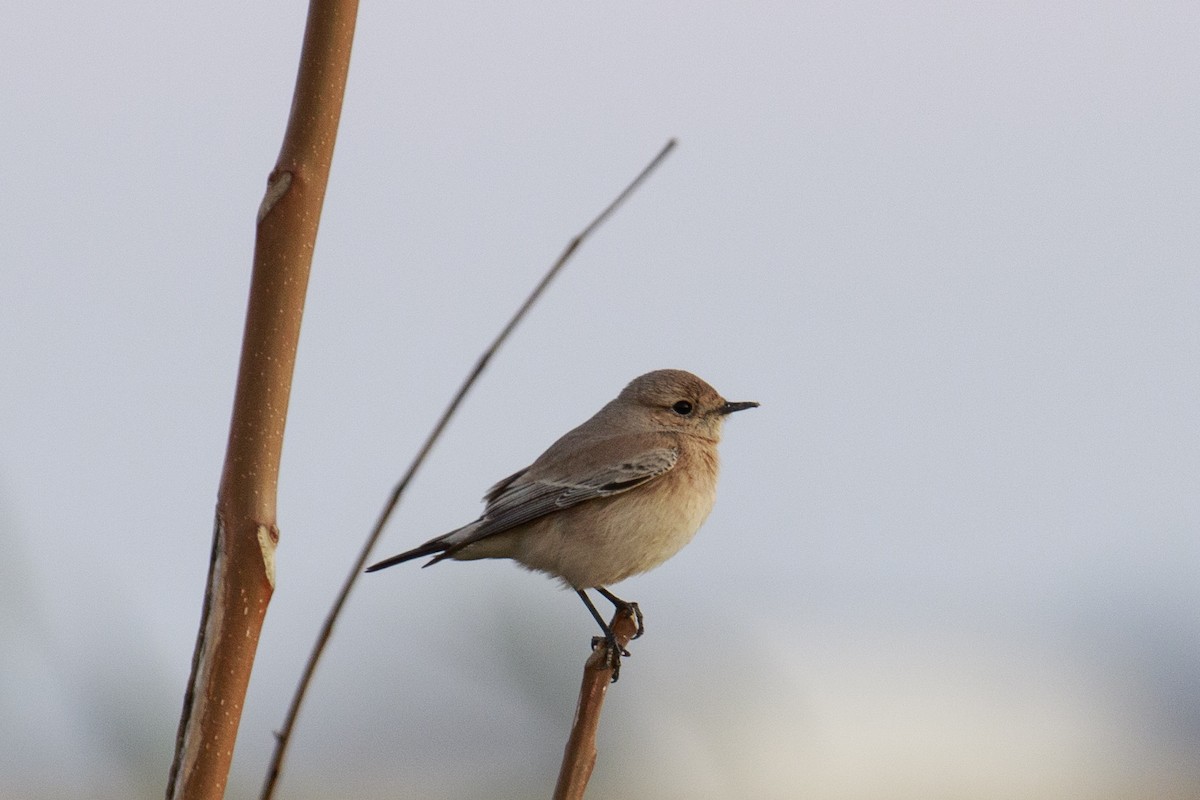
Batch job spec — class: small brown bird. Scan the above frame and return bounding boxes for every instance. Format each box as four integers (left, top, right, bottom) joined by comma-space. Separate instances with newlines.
367, 369, 757, 678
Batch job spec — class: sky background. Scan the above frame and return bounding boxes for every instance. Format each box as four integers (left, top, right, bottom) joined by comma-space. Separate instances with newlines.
3, 3, 1199, 798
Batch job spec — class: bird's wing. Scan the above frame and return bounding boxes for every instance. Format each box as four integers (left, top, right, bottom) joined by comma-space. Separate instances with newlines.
444, 446, 679, 552
482, 466, 529, 504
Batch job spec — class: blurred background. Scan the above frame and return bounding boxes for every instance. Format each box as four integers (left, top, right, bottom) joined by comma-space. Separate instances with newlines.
3, 3, 1199, 798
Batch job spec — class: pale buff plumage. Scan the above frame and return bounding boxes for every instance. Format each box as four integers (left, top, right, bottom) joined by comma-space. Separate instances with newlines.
367, 369, 757, 678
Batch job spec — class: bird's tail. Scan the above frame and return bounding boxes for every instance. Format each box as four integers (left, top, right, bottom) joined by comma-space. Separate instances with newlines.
364, 540, 446, 573
365, 522, 480, 573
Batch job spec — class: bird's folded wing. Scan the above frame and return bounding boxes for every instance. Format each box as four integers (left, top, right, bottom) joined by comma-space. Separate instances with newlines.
448, 447, 679, 551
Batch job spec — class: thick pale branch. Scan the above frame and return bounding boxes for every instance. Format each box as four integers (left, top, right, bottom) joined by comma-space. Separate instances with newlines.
553, 607, 640, 800
166, 2, 358, 799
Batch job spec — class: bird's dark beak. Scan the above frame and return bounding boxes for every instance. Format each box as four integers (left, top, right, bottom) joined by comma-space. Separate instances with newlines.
719, 400, 759, 415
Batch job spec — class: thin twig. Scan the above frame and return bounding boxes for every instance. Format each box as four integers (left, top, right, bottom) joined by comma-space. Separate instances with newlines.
553, 607, 640, 800
260, 139, 677, 800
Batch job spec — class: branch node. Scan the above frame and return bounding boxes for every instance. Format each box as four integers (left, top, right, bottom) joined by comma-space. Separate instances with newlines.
257, 524, 278, 589
258, 170, 294, 223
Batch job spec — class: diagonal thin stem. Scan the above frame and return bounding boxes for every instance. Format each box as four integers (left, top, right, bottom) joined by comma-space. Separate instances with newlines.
259, 138, 677, 800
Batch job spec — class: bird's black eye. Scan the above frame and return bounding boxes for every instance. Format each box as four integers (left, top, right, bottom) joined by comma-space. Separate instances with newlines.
671, 400, 694, 416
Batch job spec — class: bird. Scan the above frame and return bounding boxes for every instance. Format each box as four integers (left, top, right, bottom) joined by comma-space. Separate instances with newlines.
366, 369, 758, 679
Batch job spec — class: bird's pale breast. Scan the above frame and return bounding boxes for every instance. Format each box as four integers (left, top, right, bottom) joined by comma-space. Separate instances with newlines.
509, 440, 720, 588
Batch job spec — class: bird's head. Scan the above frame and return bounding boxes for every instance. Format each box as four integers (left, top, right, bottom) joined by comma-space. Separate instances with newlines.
617, 369, 758, 441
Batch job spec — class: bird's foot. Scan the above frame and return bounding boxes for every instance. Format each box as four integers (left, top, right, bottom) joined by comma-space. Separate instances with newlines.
596, 588, 645, 640
608, 600, 644, 640
627, 601, 645, 640
591, 633, 629, 682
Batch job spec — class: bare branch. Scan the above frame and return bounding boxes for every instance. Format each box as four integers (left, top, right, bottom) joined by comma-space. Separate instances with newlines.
553, 608, 641, 800
166, 2, 358, 798
259, 139, 677, 800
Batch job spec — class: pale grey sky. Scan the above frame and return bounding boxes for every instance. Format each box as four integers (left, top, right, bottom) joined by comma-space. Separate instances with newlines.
3, 3, 1199, 798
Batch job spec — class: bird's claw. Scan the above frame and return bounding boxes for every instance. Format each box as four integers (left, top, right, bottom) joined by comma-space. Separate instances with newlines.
628, 601, 645, 640
591, 634, 629, 682
590, 634, 631, 659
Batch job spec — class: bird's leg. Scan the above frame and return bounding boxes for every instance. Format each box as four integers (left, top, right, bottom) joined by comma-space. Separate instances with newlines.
596, 586, 644, 639
577, 589, 628, 681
